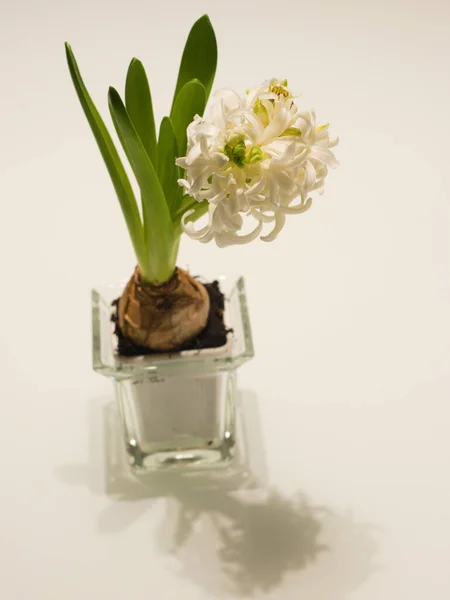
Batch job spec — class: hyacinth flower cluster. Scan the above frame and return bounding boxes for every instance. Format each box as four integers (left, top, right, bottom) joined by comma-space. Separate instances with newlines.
178, 79, 338, 246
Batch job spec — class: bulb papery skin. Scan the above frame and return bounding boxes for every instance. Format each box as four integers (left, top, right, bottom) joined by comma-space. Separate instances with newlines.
177, 79, 339, 245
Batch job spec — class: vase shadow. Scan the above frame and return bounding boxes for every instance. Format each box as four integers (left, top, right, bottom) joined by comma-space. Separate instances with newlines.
55, 390, 269, 525
55, 392, 381, 598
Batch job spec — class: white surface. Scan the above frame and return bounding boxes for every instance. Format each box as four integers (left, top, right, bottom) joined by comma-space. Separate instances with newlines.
1, 0, 450, 598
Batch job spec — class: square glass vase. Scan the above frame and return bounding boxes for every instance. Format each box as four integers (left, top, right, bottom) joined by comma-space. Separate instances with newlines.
92, 275, 254, 474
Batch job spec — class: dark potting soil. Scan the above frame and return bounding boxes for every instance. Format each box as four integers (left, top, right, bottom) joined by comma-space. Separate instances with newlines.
111, 281, 230, 357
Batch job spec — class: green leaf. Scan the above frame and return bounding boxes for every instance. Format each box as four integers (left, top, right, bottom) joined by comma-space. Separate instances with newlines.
174, 199, 210, 237
108, 87, 175, 283
125, 58, 157, 167
172, 14, 217, 109
185, 199, 209, 223
172, 198, 209, 234
173, 195, 197, 223
157, 117, 182, 217
170, 79, 206, 155
64, 43, 149, 275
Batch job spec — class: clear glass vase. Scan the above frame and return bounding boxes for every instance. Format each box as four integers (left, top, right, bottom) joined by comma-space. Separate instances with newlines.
92, 275, 254, 473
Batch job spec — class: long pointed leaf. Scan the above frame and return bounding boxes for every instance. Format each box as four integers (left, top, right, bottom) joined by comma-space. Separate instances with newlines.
64, 43, 148, 272
170, 79, 206, 155
172, 14, 217, 110
108, 87, 175, 283
125, 58, 157, 167
157, 117, 182, 217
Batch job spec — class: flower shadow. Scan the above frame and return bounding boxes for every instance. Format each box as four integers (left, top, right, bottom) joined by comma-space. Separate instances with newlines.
160, 488, 330, 597
55, 393, 380, 598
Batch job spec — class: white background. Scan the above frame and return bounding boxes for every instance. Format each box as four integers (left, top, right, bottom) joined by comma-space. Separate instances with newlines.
1, 0, 450, 598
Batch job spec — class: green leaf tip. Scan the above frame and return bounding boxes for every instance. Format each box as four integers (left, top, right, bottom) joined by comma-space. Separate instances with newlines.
128, 57, 143, 71
124, 58, 157, 166
172, 14, 217, 111
108, 85, 118, 100
170, 78, 206, 155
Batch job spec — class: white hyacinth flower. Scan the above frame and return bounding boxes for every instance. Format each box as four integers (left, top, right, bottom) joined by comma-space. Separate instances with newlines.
176, 78, 339, 246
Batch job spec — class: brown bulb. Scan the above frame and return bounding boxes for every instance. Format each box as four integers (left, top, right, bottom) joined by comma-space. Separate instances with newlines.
118, 267, 210, 352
